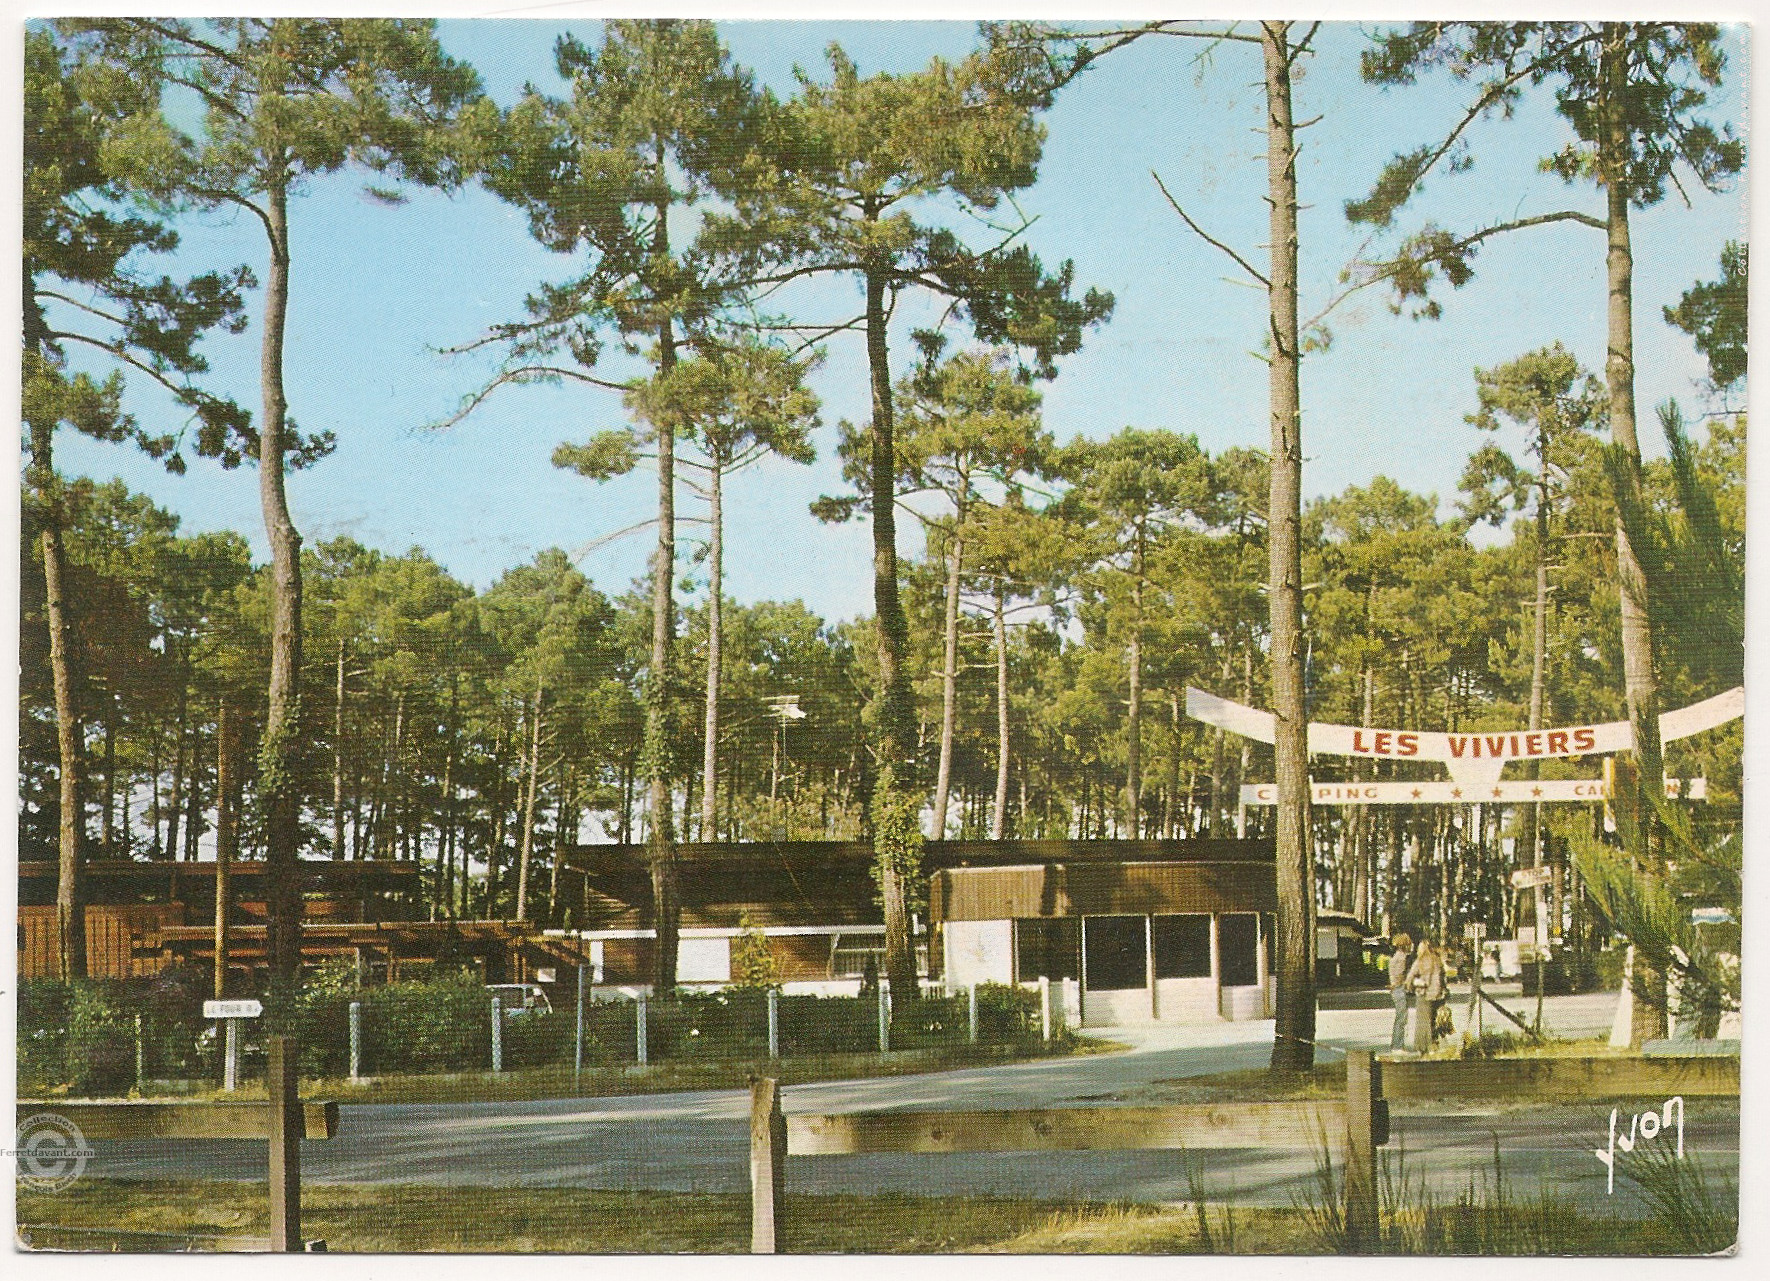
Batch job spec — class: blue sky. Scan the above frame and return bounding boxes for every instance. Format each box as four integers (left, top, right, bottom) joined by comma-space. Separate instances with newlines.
51, 18, 1750, 624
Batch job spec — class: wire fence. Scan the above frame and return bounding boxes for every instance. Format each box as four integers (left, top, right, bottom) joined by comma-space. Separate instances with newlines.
18, 968, 1064, 1093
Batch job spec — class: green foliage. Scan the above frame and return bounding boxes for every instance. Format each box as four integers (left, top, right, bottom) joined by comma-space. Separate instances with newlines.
730, 912, 782, 989
1572, 787, 1740, 1031
1351, 23, 1744, 317
869, 763, 925, 894
1618, 1140, 1737, 1254
23, 26, 253, 472
1664, 241, 1746, 392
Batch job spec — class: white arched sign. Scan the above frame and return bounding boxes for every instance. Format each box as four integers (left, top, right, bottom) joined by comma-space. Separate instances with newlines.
1185, 685, 1742, 787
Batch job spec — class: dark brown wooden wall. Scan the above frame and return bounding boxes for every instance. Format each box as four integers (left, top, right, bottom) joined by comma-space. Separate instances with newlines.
932, 861, 1277, 924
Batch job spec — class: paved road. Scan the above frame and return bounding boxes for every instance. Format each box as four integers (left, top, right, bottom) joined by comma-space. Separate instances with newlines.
75, 988, 1737, 1217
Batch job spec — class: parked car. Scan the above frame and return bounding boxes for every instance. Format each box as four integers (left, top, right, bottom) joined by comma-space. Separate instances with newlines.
486, 983, 552, 1016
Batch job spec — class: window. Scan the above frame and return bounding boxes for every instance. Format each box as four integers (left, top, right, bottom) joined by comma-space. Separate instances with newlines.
1084, 915, 1148, 991
1014, 918, 1080, 981
1152, 914, 1212, 979
1220, 914, 1259, 986
830, 934, 929, 979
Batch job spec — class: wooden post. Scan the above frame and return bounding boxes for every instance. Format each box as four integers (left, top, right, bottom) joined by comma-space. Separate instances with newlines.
267, 1035, 302, 1252
750, 1076, 787, 1254
134, 1014, 144, 1091
1344, 1049, 1379, 1252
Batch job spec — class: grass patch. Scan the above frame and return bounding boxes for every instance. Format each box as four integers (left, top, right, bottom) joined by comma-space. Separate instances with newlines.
17, 1177, 1733, 1254
16, 1179, 1077, 1253
1124, 1062, 1346, 1104
1431, 1032, 1630, 1062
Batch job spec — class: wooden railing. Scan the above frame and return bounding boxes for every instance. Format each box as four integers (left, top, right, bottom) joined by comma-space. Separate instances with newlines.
751, 1050, 1389, 1253
749, 1050, 1740, 1253
17, 1035, 334, 1252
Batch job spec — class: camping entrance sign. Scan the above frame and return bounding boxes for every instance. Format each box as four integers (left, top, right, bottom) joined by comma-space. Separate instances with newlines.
1187, 685, 1742, 787
1239, 777, 1708, 807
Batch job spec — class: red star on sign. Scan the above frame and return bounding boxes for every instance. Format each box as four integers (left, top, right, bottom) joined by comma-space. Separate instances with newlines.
1410, 788, 1422, 799
1532, 786, 1543, 798
1492, 787, 1504, 798
1450, 788, 1463, 799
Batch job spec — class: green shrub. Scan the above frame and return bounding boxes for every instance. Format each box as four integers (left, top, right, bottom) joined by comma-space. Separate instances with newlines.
68, 983, 134, 1095
502, 1009, 580, 1069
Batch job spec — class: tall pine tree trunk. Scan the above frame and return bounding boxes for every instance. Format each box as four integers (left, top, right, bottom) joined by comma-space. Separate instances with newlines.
1124, 567, 1144, 829
30, 420, 86, 979
1263, 21, 1316, 1072
865, 261, 921, 1000
1600, 24, 1666, 1044
102, 701, 116, 854
700, 458, 724, 840
933, 503, 966, 836
1600, 24, 1665, 801
214, 694, 237, 1000
166, 681, 188, 861
646, 237, 680, 993
991, 585, 1011, 839
333, 635, 347, 858
516, 677, 544, 921
259, 167, 305, 986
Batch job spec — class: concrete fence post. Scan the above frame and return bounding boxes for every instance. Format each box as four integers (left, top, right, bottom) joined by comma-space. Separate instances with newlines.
134, 1014, 144, 1090
574, 964, 586, 1081
1038, 975, 1051, 1043
266, 1035, 302, 1252
637, 994, 649, 1066
767, 987, 780, 1060
877, 982, 890, 1054
348, 1001, 362, 1083
967, 985, 978, 1044
490, 997, 503, 1073
1344, 1049, 1380, 1251
749, 1076, 787, 1253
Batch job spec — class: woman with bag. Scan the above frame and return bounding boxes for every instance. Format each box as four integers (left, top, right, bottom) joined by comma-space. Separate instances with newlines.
1407, 938, 1449, 1053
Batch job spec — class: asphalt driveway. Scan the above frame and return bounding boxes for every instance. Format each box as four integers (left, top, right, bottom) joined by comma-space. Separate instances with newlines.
68, 988, 1738, 1217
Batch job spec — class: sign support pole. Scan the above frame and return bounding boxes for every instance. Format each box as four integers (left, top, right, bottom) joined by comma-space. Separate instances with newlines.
224, 1018, 240, 1093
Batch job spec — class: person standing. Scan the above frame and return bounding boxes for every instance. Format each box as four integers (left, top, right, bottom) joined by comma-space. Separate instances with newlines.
1408, 938, 1448, 1053
1387, 933, 1414, 1052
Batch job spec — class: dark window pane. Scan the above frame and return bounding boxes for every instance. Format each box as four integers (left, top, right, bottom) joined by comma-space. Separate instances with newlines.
1014, 917, 1079, 981
1220, 913, 1260, 986
1084, 915, 1147, 991
1152, 914, 1212, 979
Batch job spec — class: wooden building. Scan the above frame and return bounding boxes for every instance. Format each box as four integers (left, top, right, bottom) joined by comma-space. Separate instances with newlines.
930, 843, 1279, 1025
558, 838, 1276, 1006
14, 859, 573, 984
